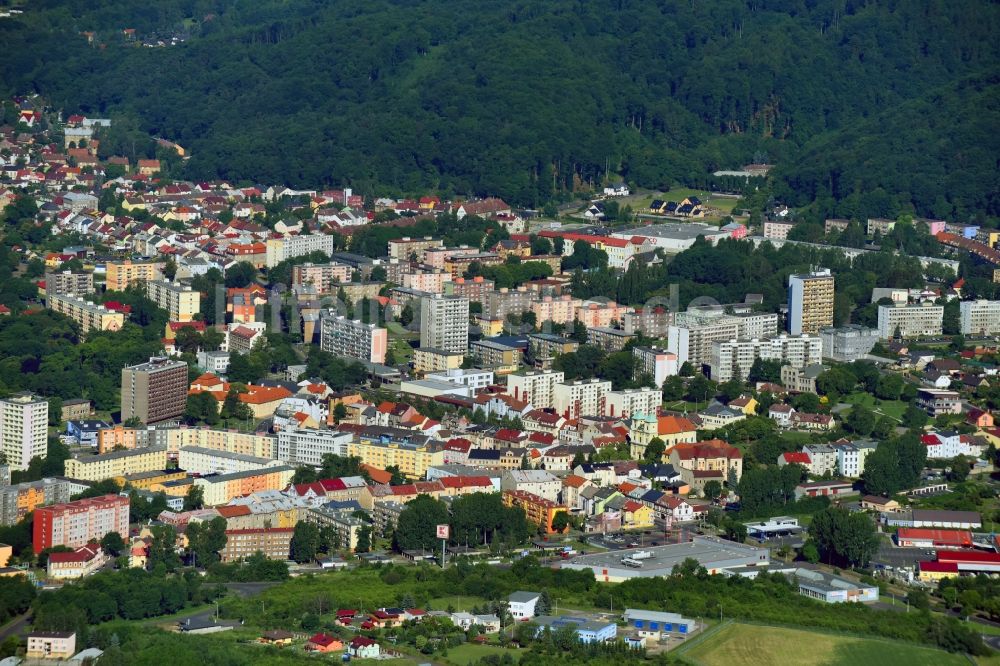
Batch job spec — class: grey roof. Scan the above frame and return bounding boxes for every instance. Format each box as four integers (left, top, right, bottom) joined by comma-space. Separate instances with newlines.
508, 591, 540, 603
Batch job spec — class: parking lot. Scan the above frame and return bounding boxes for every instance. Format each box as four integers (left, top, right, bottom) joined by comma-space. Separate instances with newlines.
871, 539, 935, 570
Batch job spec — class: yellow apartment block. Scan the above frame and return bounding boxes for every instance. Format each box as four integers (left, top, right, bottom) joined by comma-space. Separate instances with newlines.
63, 447, 168, 482
47, 294, 124, 333
106, 260, 163, 292
347, 440, 445, 480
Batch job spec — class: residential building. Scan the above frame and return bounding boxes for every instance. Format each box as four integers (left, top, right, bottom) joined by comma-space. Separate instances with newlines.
915, 389, 961, 416
105, 260, 163, 291
449, 276, 496, 304
668, 439, 742, 484
63, 446, 169, 482
763, 219, 796, 240
553, 379, 612, 419
291, 262, 352, 292
960, 299, 1000, 335
146, 281, 201, 322
483, 286, 536, 319
265, 234, 336, 268
197, 350, 230, 375
304, 505, 366, 551
507, 591, 541, 619
628, 414, 697, 458
710, 334, 821, 382
388, 236, 442, 261
33, 494, 129, 553
468, 340, 520, 373
507, 370, 564, 409
413, 348, 464, 374
60, 398, 93, 422
0, 478, 71, 526
121, 357, 188, 424
531, 295, 581, 325
47, 543, 107, 579
221, 527, 294, 562
26, 632, 77, 660
587, 327, 636, 352
501, 470, 561, 502
794, 480, 857, 500
503, 490, 567, 533
632, 346, 678, 386
425, 368, 494, 392
44, 270, 93, 297
780, 364, 826, 394
575, 300, 633, 329
348, 429, 445, 479
420, 294, 469, 353
319, 312, 387, 364
877, 303, 944, 339
193, 466, 296, 506
1, 393, 48, 472
623, 307, 674, 337
178, 446, 284, 476
667, 317, 741, 367
833, 441, 877, 477
922, 432, 988, 459
276, 429, 353, 467
819, 325, 880, 361
867, 218, 896, 235
604, 388, 662, 419
787, 269, 834, 335
47, 293, 125, 333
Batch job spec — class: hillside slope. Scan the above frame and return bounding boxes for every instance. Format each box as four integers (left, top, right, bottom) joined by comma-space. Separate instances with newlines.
0, 0, 997, 217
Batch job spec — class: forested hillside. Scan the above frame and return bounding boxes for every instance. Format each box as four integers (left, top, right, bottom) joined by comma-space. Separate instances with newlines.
1, 0, 997, 218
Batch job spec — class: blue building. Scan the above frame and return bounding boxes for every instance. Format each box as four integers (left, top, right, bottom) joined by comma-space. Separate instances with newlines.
623, 609, 696, 641
65, 419, 110, 447
533, 615, 616, 644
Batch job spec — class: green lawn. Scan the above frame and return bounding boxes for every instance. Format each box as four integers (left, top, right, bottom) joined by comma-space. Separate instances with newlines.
682, 622, 968, 666
427, 595, 483, 612
842, 392, 908, 421
444, 642, 521, 665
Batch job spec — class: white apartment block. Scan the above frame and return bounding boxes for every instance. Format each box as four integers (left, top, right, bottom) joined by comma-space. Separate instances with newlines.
604, 388, 662, 419
146, 281, 201, 322
266, 234, 336, 268
553, 379, 612, 420
803, 444, 838, 476
507, 370, 564, 409
632, 346, 678, 386
960, 299, 1000, 336
276, 428, 353, 467
667, 318, 741, 367
500, 470, 561, 503
177, 446, 284, 475
819, 325, 879, 361
319, 311, 387, 364
388, 236, 443, 261
425, 368, 495, 392
788, 269, 834, 335
420, 294, 470, 353
877, 303, 944, 339
47, 293, 125, 333
834, 442, 877, 478
710, 334, 822, 383
1, 393, 48, 471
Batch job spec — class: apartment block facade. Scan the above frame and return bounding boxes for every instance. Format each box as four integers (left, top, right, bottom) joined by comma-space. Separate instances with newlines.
787, 269, 834, 335
105, 260, 163, 292
146, 281, 201, 322
63, 446, 169, 482
319, 312, 387, 364
47, 293, 125, 333
877, 303, 944, 339
507, 370, 565, 409
1, 392, 49, 471
44, 270, 93, 297
33, 494, 130, 553
960, 299, 1000, 336
420, 294, 469, 353
553, 379, 612, 420
710, 334, 822, 383
121, 357, 188, 424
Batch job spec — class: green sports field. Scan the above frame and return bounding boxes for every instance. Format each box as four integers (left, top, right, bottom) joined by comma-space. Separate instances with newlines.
683, 622, 968, 666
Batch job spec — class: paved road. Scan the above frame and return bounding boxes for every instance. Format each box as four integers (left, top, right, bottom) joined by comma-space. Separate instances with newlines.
0, 613, 32, 643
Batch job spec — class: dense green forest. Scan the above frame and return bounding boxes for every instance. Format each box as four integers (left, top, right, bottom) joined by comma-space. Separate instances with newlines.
1, 1, 997, 218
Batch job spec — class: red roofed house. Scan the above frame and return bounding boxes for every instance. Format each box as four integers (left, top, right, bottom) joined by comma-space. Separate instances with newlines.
47, 543, 107, 579
778, 451, 811, 467
349, 636, 380, 658
306, 633, 344, 653
966, 408, 994, 429
668, 439, 743, 484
